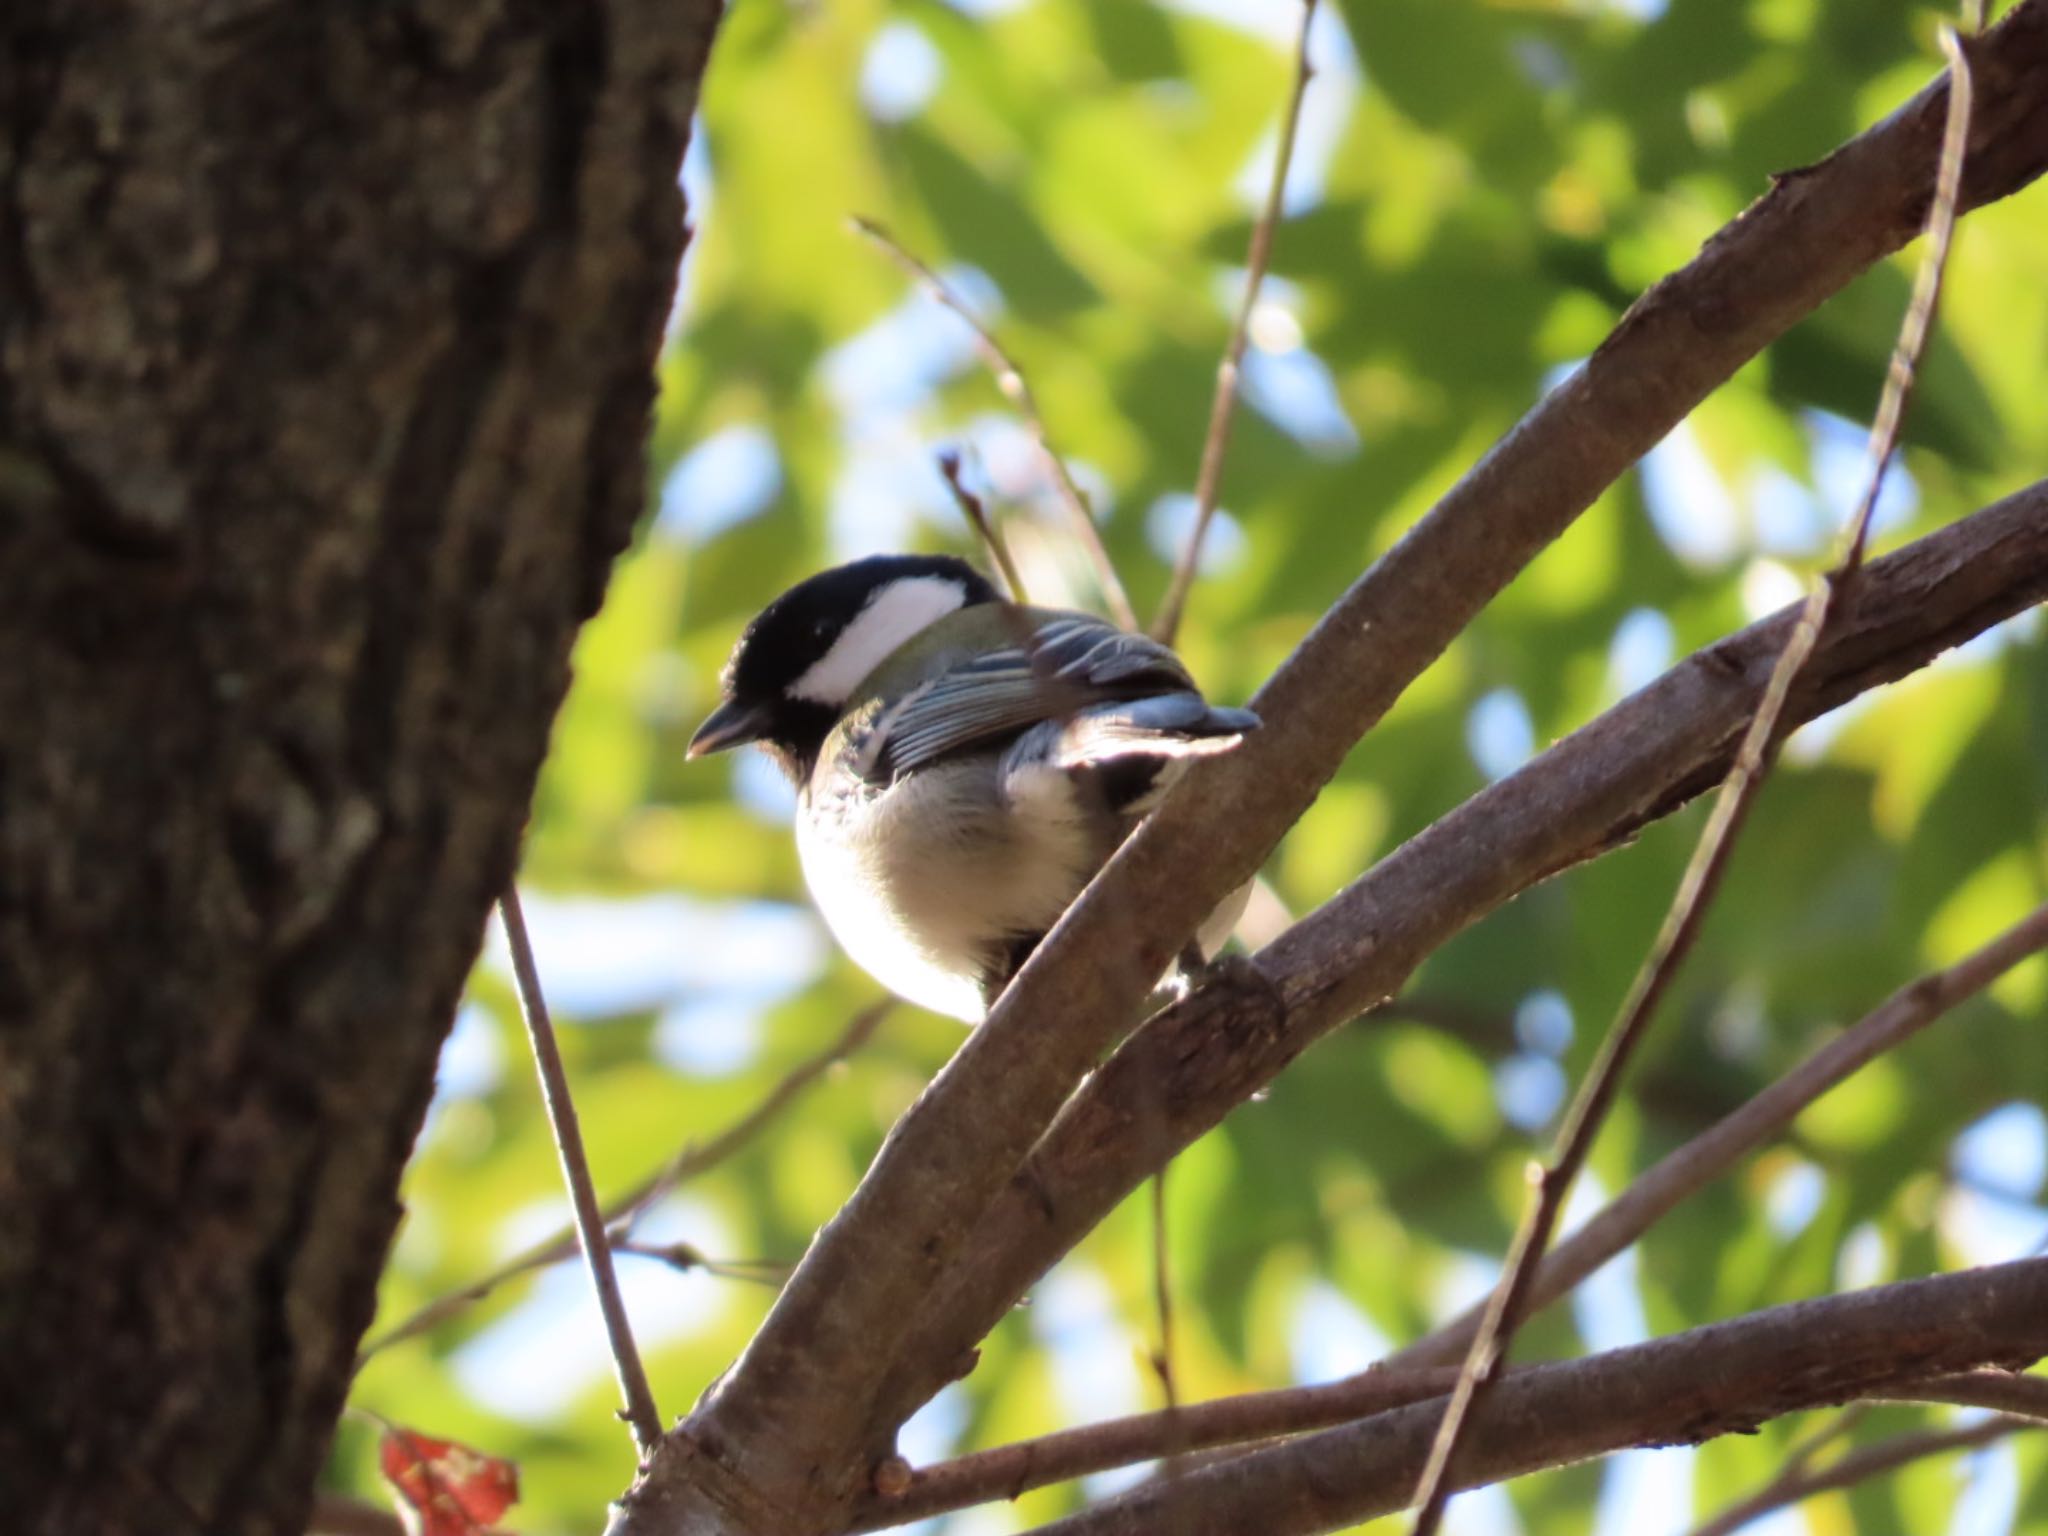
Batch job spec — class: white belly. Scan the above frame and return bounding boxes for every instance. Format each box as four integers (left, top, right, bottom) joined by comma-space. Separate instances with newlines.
798, 759, 1099, 1022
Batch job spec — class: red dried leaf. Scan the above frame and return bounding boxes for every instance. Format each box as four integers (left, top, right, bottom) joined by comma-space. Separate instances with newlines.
377, 1425, 520, 1536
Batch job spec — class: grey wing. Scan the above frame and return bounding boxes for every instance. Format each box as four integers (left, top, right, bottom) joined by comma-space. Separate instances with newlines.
876, 614, 1208, 779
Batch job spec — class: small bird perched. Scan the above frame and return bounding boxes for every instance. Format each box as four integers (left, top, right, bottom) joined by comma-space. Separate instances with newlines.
689, 553, 1259, 1021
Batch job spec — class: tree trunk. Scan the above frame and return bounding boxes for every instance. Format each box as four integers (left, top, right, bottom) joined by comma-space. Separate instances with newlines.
0, 5, 718, 1532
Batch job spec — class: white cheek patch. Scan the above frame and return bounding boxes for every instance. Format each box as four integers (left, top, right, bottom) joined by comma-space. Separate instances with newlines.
790, 576, 966, 705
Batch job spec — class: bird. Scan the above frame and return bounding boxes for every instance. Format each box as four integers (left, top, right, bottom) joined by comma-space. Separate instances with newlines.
688, 552, 1260, 1022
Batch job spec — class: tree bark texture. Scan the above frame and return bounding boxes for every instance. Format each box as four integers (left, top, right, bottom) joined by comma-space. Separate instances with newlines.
0, 4, 718, 1533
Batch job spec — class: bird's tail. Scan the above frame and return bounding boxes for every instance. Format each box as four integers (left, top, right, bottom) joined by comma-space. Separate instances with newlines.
1040, 694, 1259, 769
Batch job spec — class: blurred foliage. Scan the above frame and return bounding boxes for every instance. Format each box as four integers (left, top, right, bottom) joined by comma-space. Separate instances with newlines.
336, 0, 2048, 1532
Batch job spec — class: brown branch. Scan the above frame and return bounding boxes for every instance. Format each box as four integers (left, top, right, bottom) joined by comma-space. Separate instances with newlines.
306, 1492, 406, 1536
847, 1364, 2048, 1532
854, 1367, 1463, 1531
937, 450, 1029, 603
612, 1242, 791, 1285
616, 10, 2048, 1526
500, 886, 663, 1455
1409, 35, 1978, 1518
359, 1000, 887, 1361
1013, 1259, 2048, 1536
1388, 903, 2048, 1370
850, 217, 1137, 630
1147, 1169, 1179, 1415
869, 479, 2048, 1439
1886, 1369, 2048, 1421
1684, 1415, 2028, 1536
1151, 0, 1320, 646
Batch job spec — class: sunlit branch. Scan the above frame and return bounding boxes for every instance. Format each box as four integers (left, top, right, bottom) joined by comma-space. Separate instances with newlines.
500, 886, 663, 1454
1391, 903, 2048, 1369
852, 1366, 1463, 1530
1405, 24, 1981, 1530
615, 8, 2048, 1526
873, 477, 2048, 1448
850, 216, 1138, 630
1017, 1260, 2048, 1536
937, 450, 1029, 603
1683, 1415, 2031, 1536
358, 1000, 888, 1362
1151, 0, 1319, 647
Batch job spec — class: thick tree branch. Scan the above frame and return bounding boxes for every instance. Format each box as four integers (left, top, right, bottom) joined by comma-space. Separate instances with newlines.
877, 482, 2048, 1428
853, 906, 2048, 1528
619, 8, 2048, 1529
1018, 1260, 2048, 1536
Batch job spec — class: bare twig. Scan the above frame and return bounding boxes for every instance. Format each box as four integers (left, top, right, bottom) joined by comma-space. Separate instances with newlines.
1885, 1369, 2048, 1421
845, 1362, 2048, 1531
614, 1240, 791, 1286
938, 450, 1029, 602
1768, 1404, 1871, 1485
852, 1367, 1463, 1530
850, 216, 1137, 630
499, 885, 663, 1455
307, 1491, 406, 1536
1151, 0, 1319, 647
1148, 1169, 1179, 1413
359, 1000, 887, 1361
1837, 27, 1978, 578
1390, 902, 2048, 1369
1684, 1415, 2028, 1536
1406, 27, 1979, 1532
1018, 1260, 2048, 1536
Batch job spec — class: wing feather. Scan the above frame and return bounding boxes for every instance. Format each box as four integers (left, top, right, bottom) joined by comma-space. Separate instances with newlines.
873, 612, 1207, 779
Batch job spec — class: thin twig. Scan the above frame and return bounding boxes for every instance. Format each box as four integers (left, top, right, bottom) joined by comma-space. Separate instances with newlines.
1389, 901, 2048, 1369
1148, 1168, 1179, 1412
850, 216, 1137, 630
1011, 1262, 2048, 1536
499, 885, 663, 1455
613, 1240, 792, 1286
1683, 1415, 2029, 1536
1119, 907, 2048, 1508
1770, 1404, 1871, 1484
853, 1366, 1463, 1530
1837, 26, 1978, 579
1884, 1369, 2048, 1422
1150, 0, 1319, 646
1406, 27, 1979, 1532
938, 450, 1029, 602
307, 1492, 406, 1536
358, 1000, 888, 1361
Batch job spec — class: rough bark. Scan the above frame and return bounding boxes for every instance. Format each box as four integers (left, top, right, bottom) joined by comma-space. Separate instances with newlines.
0, 4, 717, 1533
